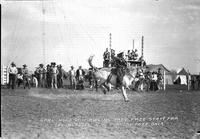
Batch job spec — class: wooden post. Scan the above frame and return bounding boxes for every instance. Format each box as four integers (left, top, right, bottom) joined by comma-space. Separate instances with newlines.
109, 33, 112, 67
141, 36, 144, 58
163, 70, 166, 90
187, 70, 190, 91
42, 0, 46, 65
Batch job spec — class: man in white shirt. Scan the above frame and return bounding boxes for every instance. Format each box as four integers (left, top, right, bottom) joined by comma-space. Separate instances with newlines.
51, 62, 58, 89
69, 66, 76, 90
38, 64, 46, 87
8, 62, 18, 89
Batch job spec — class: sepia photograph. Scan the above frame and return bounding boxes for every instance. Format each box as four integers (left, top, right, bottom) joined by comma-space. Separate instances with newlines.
1, 0, 200, 138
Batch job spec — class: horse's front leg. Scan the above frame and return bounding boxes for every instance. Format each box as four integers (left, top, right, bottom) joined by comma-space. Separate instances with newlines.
121, 86, 129, 102
99, 82, 107, 94
95, 80, 98, 92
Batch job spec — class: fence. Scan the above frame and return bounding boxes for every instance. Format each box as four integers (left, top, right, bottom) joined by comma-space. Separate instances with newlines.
1, 65, 9, 85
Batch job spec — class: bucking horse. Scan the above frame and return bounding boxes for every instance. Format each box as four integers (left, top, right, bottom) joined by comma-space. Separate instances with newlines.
88, 55, 137, 102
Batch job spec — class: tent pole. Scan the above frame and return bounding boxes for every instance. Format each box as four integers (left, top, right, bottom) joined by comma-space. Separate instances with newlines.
109, 33, 112, 67
187, 69, 190, 91
163, 70, 166, 90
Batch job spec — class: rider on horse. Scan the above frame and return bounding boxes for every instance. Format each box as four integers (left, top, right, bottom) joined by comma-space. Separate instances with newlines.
107, 52, 127, 89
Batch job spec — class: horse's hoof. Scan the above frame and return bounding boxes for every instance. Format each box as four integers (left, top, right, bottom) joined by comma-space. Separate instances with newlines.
125, 99, 129, 102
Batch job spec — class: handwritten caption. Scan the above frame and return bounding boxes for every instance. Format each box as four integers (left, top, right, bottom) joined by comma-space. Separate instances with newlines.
39, 116, 178, 127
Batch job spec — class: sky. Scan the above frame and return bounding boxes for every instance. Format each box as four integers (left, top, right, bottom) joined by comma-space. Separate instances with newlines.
1, 0, 200, 73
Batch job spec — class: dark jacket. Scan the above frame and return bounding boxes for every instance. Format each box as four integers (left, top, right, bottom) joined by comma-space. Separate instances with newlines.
76, 69, 85, 78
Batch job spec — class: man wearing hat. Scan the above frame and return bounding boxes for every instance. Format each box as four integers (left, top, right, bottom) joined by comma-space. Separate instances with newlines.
76, 66, 85, 89
131, 49, 138, 60
57, 64, 64, 88
69, 66, 76, 90
22, 64, 30, 89
150, 71, 158, 91
38, 64, 46, 87
46, 64, 52, 88
8, 62, 18, 89
108, 53, 127, 89
51, 62, 58, 89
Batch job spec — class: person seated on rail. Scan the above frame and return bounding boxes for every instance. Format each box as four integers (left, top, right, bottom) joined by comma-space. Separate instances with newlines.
131, 49, 138, 61
103, 48, 110, 67
110, 49, 116, 67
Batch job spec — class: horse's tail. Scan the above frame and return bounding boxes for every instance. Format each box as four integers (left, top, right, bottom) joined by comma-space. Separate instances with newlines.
88, 55, 97, 71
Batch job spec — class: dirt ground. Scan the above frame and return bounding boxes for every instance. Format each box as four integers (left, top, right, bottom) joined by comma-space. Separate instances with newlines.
1, 87, 200, 139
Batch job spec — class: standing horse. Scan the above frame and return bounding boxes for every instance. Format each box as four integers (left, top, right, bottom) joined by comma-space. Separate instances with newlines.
88, 55, 137, 102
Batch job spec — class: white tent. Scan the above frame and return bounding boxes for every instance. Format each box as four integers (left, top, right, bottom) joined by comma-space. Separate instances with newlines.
146, 64, 173, 85
174, 68, 188, 85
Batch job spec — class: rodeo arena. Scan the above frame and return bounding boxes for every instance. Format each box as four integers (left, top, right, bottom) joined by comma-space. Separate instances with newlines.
1, 1, 200, 139
2, 35, 200, 139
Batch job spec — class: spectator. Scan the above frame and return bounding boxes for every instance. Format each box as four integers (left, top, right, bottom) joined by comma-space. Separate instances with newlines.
69, 66, 76, 90
51, 62, 58, 89
22, 64, 30, 89
8, 62, 18, 89
76, 66, 85, 89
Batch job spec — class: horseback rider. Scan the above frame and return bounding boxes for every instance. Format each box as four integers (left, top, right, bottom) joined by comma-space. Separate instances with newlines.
108, 52, 127, 89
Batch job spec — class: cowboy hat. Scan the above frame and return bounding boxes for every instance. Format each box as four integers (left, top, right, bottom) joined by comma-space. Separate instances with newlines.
39, 63, 44, 67
51, 62, 56, 65
11, 62, 15, 66
23, 64, 27, 67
